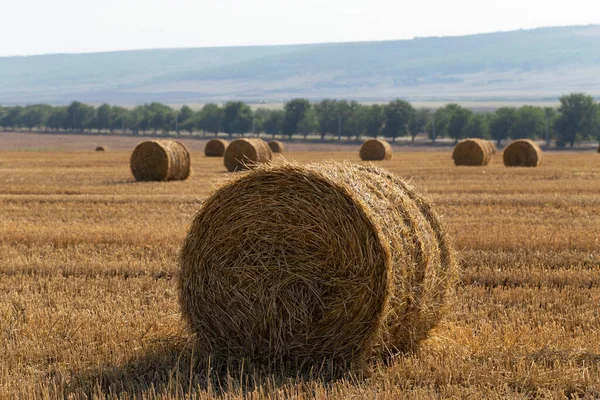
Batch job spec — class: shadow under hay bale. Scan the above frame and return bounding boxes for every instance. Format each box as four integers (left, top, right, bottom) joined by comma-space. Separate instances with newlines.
503, 139, 543, 167
95, 146, 106, 152
130, 140, 191, 181
268, 140, 285, 153
359, 139, 392, 161
179, 162, 457, 372
223, 138, 272, 172
452, 138, 493, 166
204, 139, 229, 157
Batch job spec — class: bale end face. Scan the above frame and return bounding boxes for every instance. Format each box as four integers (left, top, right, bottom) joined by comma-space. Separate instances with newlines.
359, 139, 392, 161
130, 140, 191, 181
503, 139, 543, 167
224, 138, 272, 172
179, 162, 456, 370
452, 139, 493, 166
268, 140, 285, 153
204, 139, 229, 157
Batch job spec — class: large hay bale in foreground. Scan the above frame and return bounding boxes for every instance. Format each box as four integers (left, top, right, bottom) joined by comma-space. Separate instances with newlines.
179, 162, 457, 369
503, 139, 543, 167
204, 139, 229, 157
268, 140, 285, 153
359, 139, 392, 161
452, 138, 493, 166
597, 144, 600, 153
223, 138, 272, 172
95, 146, 106, 152
130, 140, 191, 181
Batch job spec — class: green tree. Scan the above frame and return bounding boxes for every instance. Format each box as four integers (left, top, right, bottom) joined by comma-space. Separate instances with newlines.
261, 109, 285, 138
364, 105, 384, 138
409, 107, 430, 142
283, 98, 311, 138
446, 105, 473, 143
46, 107, 68, 131
177, 105, 194, 135
66, 101, 95, 131
555, 93, 598, 147
465, 113, 490, 139
489, 107, 517, 146
297, 108, 319, 139
382, 99, 415, 142
221, 101, 252, 136
1, 106, 24, 130
513, 106, 545, 139
96, 104, 113, 132
197, 104, 223, 135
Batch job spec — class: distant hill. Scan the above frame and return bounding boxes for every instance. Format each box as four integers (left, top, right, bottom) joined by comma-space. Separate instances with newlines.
1, 25, 600, 105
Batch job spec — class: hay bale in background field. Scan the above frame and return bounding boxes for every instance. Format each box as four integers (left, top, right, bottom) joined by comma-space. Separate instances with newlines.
359, 139, 392, 161
503, 139, 543, 167
130, 140, 191, 181
95, 146, 106, 152
452, 138, 493, 166
223, 138, 272, 172
179, 162, 457, 369
204, 139, 229, 157
268, 140, 285, 153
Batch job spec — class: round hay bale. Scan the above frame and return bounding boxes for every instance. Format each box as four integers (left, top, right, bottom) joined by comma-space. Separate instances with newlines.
503, 139, 543, 167
223, 138, 272, 172
487, 140, 498, 155
95, 146, 106, 152
130, 140, 191, 181
452, 138, 493, 166
179, 162, 457, 369
359, 139, 392, 161
204, 139, 229, 157
597, 144, 600, 153
268, 140, 285, 153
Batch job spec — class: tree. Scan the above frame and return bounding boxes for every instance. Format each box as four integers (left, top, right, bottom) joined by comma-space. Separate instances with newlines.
489, 107, 517, 146
261, 109, 285, 138
297, 108, 319, 139
96, 104, 113, 133
197, 104, 223, 135
512, 106, 545, 139
427, 104, 462, 142
446, 105, 473, 143
177, 105, 194, 135
409, 107, 430, 142
46, 107, 68, 131
364, 105, 384, 138
465, 113, 490, 139
283, 98, 311, 138
1, 106, 24, 130
221, 101, 252, 136
66, 101, 95, 131
382, 99, 415, 142
555, 93, 598, 147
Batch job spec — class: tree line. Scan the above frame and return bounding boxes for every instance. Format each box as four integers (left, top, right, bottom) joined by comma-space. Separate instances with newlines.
0, 93, 598, 147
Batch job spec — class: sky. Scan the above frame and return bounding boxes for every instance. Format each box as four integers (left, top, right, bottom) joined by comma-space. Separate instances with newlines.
2, 0, 598, 57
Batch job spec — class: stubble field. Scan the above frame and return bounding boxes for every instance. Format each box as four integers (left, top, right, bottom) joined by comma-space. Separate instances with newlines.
1, 135, 600, 399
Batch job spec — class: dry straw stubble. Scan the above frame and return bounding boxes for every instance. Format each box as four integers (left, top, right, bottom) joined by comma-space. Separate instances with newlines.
204, 139, 229, 157
223, 138, 272, 172
359, 139, 393, 161
452, 138, 494, 166
503, 139, 543, 167
130, 140, 191, 181
268, 140, 285, 153
179, 161, 457, 371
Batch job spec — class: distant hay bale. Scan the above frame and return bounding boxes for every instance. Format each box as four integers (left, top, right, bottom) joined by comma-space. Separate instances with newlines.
223, 138, 272, 172
268, 140, 285, 153
359, 139, 392, 161
503, 139, 543, 167
452, 138, 493, 166
204, 139, 229, 157
130, 140, 191, 181
179, 162, 457, 370
95, 146, 106, 152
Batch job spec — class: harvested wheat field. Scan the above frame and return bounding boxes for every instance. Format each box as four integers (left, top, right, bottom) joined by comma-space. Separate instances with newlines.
1, 136, 600, 398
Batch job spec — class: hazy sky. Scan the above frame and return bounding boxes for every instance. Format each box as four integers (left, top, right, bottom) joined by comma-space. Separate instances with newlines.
2, 0, 598, 56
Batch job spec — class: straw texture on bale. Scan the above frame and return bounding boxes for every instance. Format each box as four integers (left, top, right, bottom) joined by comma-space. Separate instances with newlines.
204, 139, 229, 157
359, 139, 392, 161
597, 144, 600, 153
179, 162, 456, 369
503, 139, 543, 167
95, 146, 106, 152
130, 140, 191, 181
223, 138, 272, 172
452, 138, 493, 166
268, 140, 285, 153
487, 140, 498, 155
